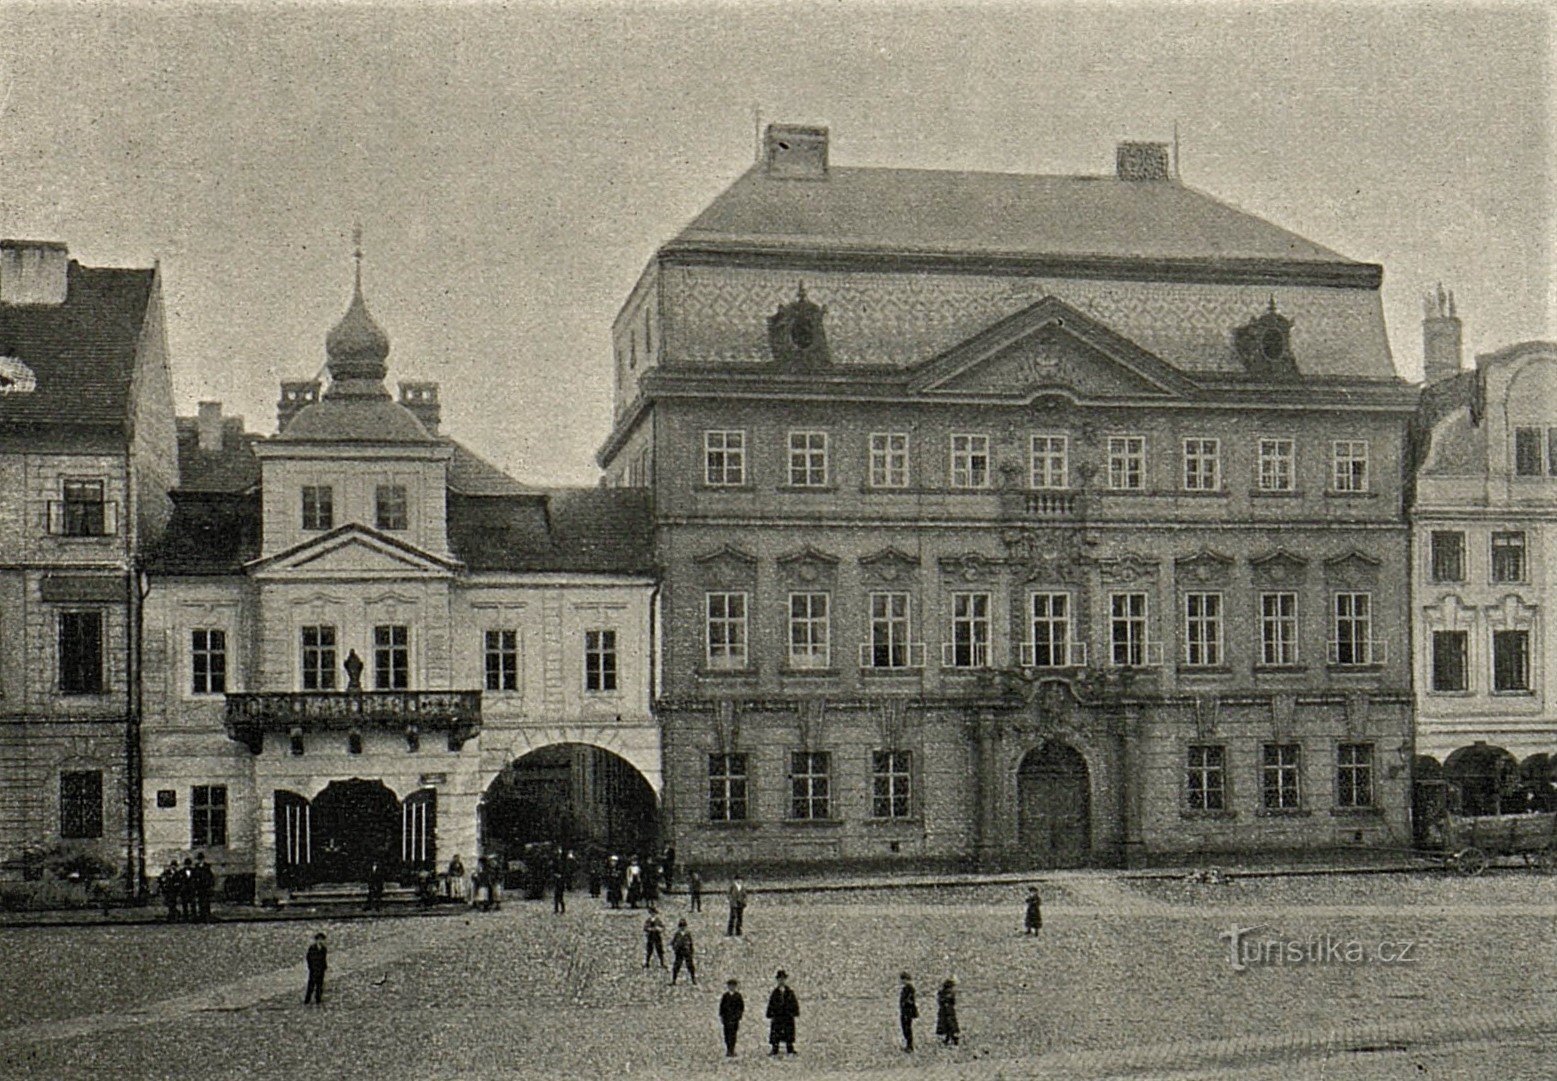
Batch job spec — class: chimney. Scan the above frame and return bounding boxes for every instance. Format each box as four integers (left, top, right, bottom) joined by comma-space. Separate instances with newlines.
0, 240, 69, 306
763, 123, 829, 180
197, 401, 224, 452
277, 380, 321, 433
1422, 284, 1463, 383
1115, 142, 1172, 182
399, 382, 440, 434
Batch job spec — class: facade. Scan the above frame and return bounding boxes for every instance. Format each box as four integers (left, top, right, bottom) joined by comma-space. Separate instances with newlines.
141, 256, 657, 899
600, 126, 1419, 870
1411, 329, 1557, 817
0, 239, 177, 888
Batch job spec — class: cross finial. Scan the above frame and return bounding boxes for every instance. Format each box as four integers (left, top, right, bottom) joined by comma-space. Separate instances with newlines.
351, 223, 364, 295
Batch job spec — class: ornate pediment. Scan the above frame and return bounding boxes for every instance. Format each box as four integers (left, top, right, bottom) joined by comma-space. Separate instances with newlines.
247, 525, 461, 580
1485, 593, 1538, 629
1232, 298, 1300, 379
999, 528, 1088, 584
1322, 549, 1382, 586
777, 544, 840, 584
938, 551, 1003, 583
858, 546, 920, 584
1422, 594, 1476, 630
693, 544, 758, 588
1250, 548, 1309, 586
1098, 552, 1160, 584
1175, 549, 1235, 585
767, 281, 830, 367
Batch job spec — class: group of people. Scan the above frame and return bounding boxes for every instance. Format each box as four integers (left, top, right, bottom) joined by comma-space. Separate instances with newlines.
711, 969, 962, 1058
156, 852, 216, 923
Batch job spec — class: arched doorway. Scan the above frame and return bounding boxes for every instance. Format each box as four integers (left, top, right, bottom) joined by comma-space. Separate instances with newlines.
1444, 743, 1519, 816
1017, 742, 1091, 868
310, 779, 402, 884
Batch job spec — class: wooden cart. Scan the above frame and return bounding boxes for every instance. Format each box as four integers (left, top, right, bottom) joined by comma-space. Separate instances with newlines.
1418, 809, 1557, 875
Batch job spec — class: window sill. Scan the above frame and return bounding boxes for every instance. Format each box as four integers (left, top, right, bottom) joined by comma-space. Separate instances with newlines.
703, 819, 761, 831
1329, 807, 1382, 818
698, 484, 754, 492
697, 667, 759, 680
859, 667, 924, 679
583, 691, 625, 701
941, 666, 996, 676
779, 667, 840, 678
1425, 689, 1473, 698
1491, 690, 1536, 698
781, 818, 845, 829
1180, 809, 1237, 821
1255, 808, 1312, 818
775, 484, 838, 494
1176, 488, 1231, 498
863, 816, 923, 827
1253, 665, 1308, 674
1428, 578, 1466, 586
1326, 664, 1385, 674
1249, 489, 1303, 499
1178, 665, 1233, 676
1323, 490, 1377, 499
1489, 579, 1529, 587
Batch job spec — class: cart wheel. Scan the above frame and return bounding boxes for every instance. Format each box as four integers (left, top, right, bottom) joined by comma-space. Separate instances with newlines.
1456, 848, 1488, 876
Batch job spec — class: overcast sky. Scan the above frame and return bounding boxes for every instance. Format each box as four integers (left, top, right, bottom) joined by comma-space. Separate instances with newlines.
1, 2, 1551, 485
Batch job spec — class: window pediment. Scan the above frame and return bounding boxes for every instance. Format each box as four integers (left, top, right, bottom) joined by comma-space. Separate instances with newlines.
859, 547, 920, 584
1175, 549, 1235, 585
1250, 548, 1308, 586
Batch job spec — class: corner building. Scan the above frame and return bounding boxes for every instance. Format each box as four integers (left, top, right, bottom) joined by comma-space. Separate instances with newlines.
600, 127, 1418, 869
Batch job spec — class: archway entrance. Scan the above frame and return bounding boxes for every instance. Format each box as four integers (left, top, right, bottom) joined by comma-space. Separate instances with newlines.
1017, 742, 1091, 868
1444, 743, 1519, 816
274, 779, 435, 889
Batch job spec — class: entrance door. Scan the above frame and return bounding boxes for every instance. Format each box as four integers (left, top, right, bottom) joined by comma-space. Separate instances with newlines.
310, 779, 401, 884
274, 790, 311, 889
1017, 743, 1091, 867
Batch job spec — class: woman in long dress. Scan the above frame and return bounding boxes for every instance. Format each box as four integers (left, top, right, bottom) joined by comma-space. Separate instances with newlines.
447, 855, 467, 902
935, 977, 960, 1046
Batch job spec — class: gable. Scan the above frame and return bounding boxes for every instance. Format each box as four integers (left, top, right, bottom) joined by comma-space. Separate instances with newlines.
248, 524, 460, 580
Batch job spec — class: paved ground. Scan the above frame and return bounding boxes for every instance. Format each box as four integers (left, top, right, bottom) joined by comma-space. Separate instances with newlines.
1, 872, 1554, 1080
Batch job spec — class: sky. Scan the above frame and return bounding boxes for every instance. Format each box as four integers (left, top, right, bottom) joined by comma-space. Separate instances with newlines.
0, 1, 1551, 486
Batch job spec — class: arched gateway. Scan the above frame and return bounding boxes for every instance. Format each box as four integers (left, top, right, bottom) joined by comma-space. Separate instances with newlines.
480, 743, 659, 865
1017, 742, 1091, 867
273, 779, 437, 889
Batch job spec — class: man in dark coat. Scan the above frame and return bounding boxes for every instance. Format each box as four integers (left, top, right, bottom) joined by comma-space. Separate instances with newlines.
303, 932, 328, 1005
935, 977, 960, 1046
193, 852, 216, 922
899, 971, 918, 1052
766, 969, 799, 1055
688, 868, 702, 913
1024, 886, 1043, 936
726, 876, 747, 937
365, 860, 386, 911
670, 918, 696, 984
661, 845, 676, 890
179, 858, 196, 922
552, 866, 567, 915
158, 860, 181, 923
643, 907, 667, 969
718, 978, 744, 1057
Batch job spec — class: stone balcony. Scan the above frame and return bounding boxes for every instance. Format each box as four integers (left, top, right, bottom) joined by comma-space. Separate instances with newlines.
998, 489, 1085, 521
224, 690, 482, 752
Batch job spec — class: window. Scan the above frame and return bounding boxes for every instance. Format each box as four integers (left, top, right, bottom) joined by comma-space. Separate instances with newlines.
484, 630, 519, 692
375, 484, 408, 531
949, 434, 990, 489
62, 480, 107, 536
787, 592, 830, 669
869, 433, 909, 488
787, 431, 828, 487
300, 625, 337, 691
708, 753, 749, 821
1186, 745, 1226, 811
872, 750, 913, 819
1257, 438, 1294, 492
1337, 744, 1374, 809
704, 431, 745, 486
1430, 531, 1465, 583
1110, 592, 1149, 666
1491, 531, 1526, 583
1183, 438, 1221, 491
1514, 427, 1543, 476
59, 770, 103, 839
301, 485, 334, 530
374, 625, 409, 690
1030, 434, 1068, 489
191, 784, 228, 848
191, 629, 227, 695
1261, 743, 1302, 810
705, 592, 748, 670
1493, 630, 1531, 693
948, 592, 991, 668
867, 592, 914, 668
1028, 592, 1071, 667
1259, 592, 1298, 667
1107, 436, 1145, 490
1183, 593, 1223, 667
1431, 630, 1468, 692
789, 751, 831, 820
58, 610, 103, 695
585, 629, 618, 692
1331, 441, 1369, 493
1330, 593, 1373, 666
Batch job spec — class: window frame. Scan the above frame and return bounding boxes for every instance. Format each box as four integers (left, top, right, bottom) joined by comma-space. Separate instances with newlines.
949, 433, 992, 490
1513, 426, 1543, 476
1109, 591, 1150, 666
789, 750, 832, 821
786, 430, 829, 487
1182, 592, 1224, 667
1261, 742, 1303, 811
1430, 629, 1469, 693
867, 591, 914, 669
947, 591, 992, 669
1182, 438, 1221, 492
584, 628, 619, 693
59, 769, 104, 839
301, 485, 334, 531
1331, 440, 1370, 493
703, 430, 747, 487
1492, 629, 1531, 694
1429, 530, 1465, 583
787, 591, 831, 669
704, 591, 749, 670
708, 752, 750, 822
1028, 591, 1073, 668
483, 629, 519, 693
58, 609, 105, 696
1336, 743, 1374, 810
191, 783, 229, 848
375, 483, 409, 531
868, 432, 910, 489
61, 478, 108, 537
373, 624, 410, 691
1107, 435, 1146, 491
1258, 592, 1298, 667
1256, 437, 1295, 492
300, 624, 338, 691
871, 749, 913, 819
1029, 433, 1069, 490
1186, 744, 1226, 811
190, 627, 228, 696
1491, 531, 1527, 583
1330, 592, 1374, 666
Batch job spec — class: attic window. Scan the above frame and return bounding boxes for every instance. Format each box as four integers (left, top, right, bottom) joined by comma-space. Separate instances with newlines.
0, 355, 36, 393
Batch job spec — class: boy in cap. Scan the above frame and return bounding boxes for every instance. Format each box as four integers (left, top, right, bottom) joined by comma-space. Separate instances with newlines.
899, 971, 918, 1051
670, 918, 696, 984
718, 978, 744, 1057
303, 932, 328, 1005
643, 906, 667, 969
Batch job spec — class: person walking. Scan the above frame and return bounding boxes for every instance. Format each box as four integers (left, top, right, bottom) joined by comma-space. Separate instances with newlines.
643, 906, 667, 969
193, 852, 216, 922
935, 977, 960, 1046
552, 866, 567, 915
670, 918, 696, 984
303, 932, 328, 1005
766, 970, 799, 1055
726, 876, 747, 937
899, 972, 918, 1052
718, 978, 745, 1058
159, 860, 181, 923
688, 868, 702, 913
1024, 886, 1043, 936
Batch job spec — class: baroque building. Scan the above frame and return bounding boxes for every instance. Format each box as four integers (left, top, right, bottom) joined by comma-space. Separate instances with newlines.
141, 249, 656, 900
599, 126, 1419, 869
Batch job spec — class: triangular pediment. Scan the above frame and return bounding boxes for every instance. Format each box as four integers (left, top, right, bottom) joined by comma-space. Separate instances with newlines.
909, 296, 1198, 400
248, 524, 461, 579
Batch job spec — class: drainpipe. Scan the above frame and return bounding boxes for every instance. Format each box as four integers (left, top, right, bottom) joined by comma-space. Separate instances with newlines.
127, 566, 149, 900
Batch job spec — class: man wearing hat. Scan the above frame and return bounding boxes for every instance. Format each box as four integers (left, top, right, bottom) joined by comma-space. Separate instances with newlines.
766, 969, 800, 1055
898, 971, 918, 1051
718, 978, 744, 1057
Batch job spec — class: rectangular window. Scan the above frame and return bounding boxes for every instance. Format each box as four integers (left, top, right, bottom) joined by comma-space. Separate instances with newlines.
1029, 434, 1069, 489
59, 770, 103, 839
373, 625, 409, 690
787, 592, 830, 669
484, 629, 519, 692
1431, 630, 1468, 692
1110, 592, 1149, 666
1183, 592, 1223, 667
62, 480, 107, 536
949, 434, 990, 489
1337, 744, 1374, 809
1430, 531, 1465, 583
948, 592, 991, 668
705, 592, 748, 670
869, 433, 909, 489
301, 485, 334, 530
1493, 630, 1531, 693
787, 430, 828, 487
191, 784, 228, 848
375, 484, 408, 531
1183, 438, 1221, 491
1107, 436, 1145, 490
191, 629, 227, 695
1028, 592, 1071, 667
1491, 531, 1526, 583
1331, 593, 1373, 666
1186, 745, 1225, 811
1331, 441, 1369, 492
868, 591, 914, 668
789, 751, 831, 820
584, 629, 618, 692
58, 610, 104, 695
1259, 592, 1298, 667
1514, 427, 1543, 476
300, 625, 337, 691
704, 430, 746, 486
872, 750, 913, 819
708, 753, 749, 822
1261, 743, 1302, 810
1257, 438, 1294, 492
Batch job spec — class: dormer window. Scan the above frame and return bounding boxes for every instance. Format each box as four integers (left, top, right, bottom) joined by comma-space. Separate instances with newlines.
376, 484, 408, 531
59, 480, 110, 537
301, 486, 333, 531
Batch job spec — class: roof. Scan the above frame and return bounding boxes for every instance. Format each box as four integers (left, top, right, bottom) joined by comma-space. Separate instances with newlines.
446, 440, 542, 496
0, 262, 157, 432
448, 488, 655, 575
276, 396, 435, 443
174, 418, 263, 492
143, 491, 262, 574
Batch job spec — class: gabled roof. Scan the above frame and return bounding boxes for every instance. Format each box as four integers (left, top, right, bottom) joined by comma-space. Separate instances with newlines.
174, 418, 263, 493
450, 488, 655, 575
143, 491, 262, 575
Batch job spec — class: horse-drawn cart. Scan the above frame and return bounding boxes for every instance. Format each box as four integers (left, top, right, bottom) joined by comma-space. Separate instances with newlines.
1417, 809, 1557, 875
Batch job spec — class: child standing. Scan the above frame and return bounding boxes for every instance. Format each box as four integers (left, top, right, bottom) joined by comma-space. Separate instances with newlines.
670, 918, 696, 984
719, 978, 745, 1057
643, 906, 667, 969
303, 933, 328, 1005
1024, 885, 1042, 935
